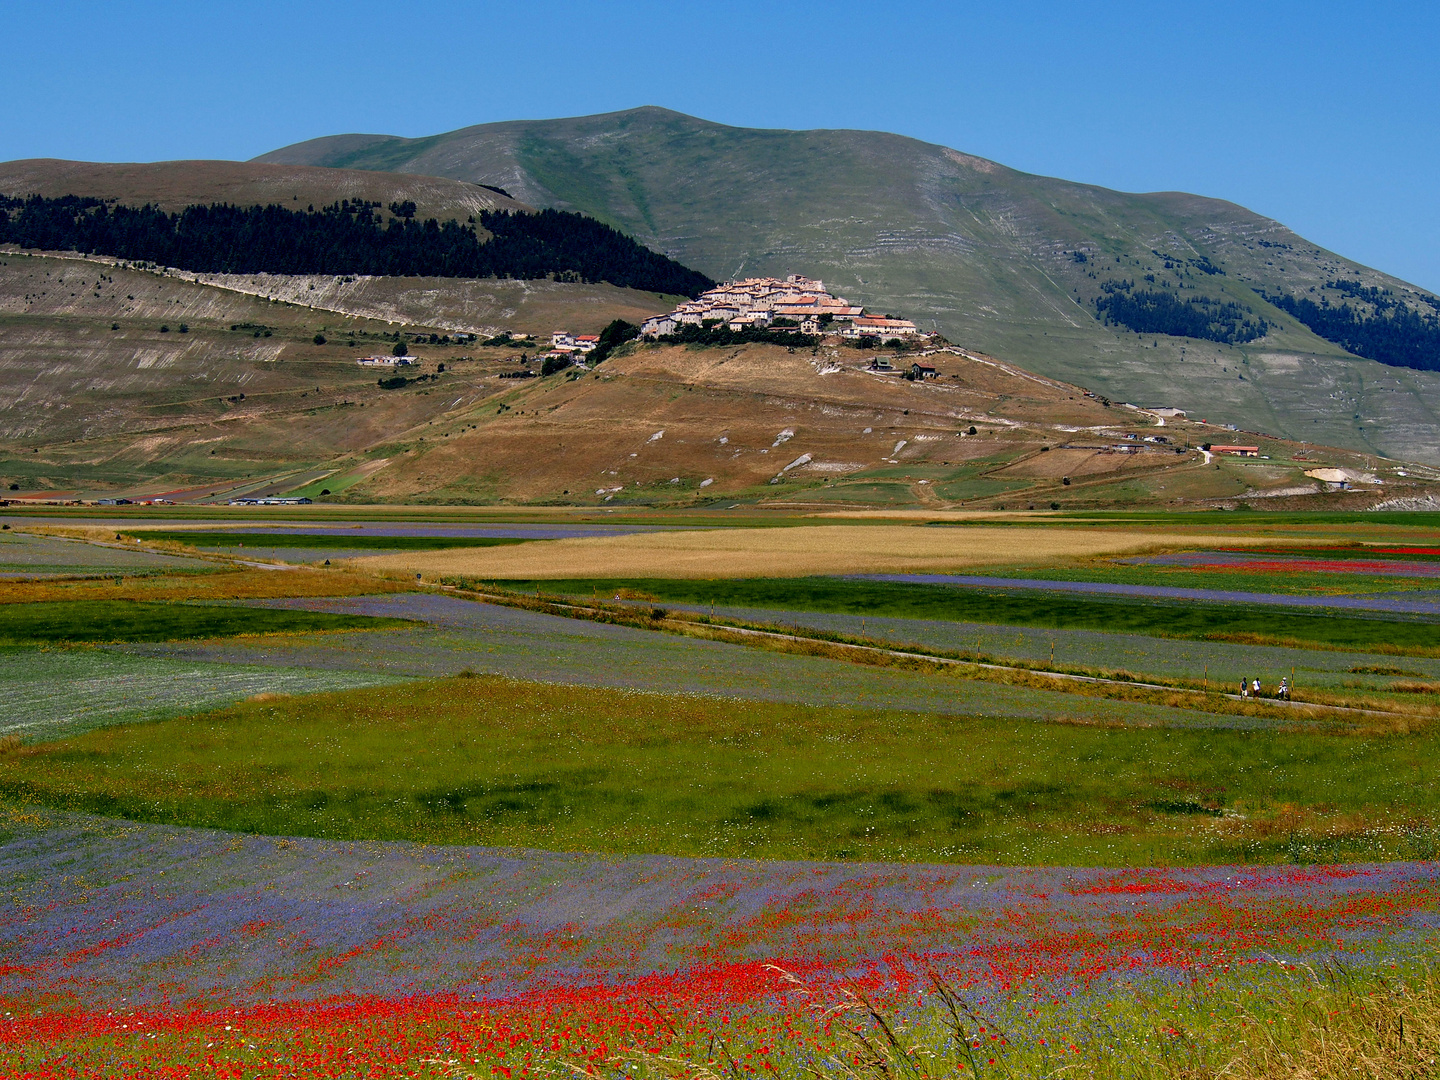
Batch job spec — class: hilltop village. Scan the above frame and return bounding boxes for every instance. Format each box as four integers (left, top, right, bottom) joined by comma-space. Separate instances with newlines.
640, 275, 927, 340
539, 276, 931, 363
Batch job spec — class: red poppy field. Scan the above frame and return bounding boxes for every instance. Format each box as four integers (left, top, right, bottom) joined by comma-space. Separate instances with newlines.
4, 810, 1436, 1078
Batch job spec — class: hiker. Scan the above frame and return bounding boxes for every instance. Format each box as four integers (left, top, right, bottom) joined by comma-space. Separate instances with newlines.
1252, 677, 1262, 698
1240, 678, 1248, 698
1278, 677, 1290, 701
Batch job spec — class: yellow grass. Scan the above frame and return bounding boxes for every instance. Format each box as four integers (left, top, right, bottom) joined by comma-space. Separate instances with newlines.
0, 567, 411, 605
349, 524, 1260, 580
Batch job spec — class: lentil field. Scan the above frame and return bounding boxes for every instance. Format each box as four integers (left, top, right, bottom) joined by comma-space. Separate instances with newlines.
3, 809, 1437, 1078
3, 510, 1440, 1077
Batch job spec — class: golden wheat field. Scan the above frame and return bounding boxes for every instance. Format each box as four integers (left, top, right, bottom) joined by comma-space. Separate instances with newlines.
348, 523, 1266, 580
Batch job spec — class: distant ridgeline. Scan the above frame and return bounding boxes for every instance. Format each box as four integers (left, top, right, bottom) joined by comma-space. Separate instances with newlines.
0, 194, 714, 297
1261, 280, 1440, 373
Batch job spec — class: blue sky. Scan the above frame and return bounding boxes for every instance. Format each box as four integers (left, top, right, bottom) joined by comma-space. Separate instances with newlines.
5, 1, 1437, 290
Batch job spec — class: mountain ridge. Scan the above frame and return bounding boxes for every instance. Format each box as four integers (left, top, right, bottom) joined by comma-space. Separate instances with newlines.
256, 107, 1440, 465
0, 158, 532, 221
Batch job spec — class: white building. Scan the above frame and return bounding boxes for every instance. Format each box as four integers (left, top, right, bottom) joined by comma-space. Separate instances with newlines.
839, 316, 922, 339
550, 331, 599, 354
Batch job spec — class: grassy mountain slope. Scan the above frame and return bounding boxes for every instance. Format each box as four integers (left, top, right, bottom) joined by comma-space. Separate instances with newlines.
256, 107, 1440, 465
0, 159, 530, 222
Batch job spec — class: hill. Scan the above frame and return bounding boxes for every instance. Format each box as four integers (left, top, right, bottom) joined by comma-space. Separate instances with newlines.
0, 249, 678, 498
313, 340, 1426, 509
0, 159, 530, 221
2, 252, 1428, 510
257, 107, 1440, 466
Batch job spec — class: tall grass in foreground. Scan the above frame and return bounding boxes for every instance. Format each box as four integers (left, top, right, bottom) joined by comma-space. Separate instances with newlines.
12, 960, 1437, 1078
605, 962, 1440, 1080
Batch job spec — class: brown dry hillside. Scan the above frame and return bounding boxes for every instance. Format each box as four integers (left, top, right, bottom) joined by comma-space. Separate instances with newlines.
154, 269, 678, 338
0, 250, 675, 345
0, 159, 529, 220
337, 340, 1418, 510
0, 251, 673, 497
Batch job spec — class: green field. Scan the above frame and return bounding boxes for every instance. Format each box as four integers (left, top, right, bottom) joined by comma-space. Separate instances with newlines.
4, 673, 1437, 865
480, 576, 1440, 654
1053, 509, 1440, 527
913, 559, 1440, 596
0, 600, 413, 644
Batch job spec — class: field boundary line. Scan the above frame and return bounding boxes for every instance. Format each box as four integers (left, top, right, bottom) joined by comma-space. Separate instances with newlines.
661, 618, 1409, 721
434, 583, 1416, 723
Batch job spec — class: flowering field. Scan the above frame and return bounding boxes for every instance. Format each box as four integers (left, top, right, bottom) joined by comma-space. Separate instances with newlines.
0, 529, 213, 579
6, 522, 1440, 1076
127, 594, 1268, 730
4, 808, 1437, 1078
0, 646, 408, 744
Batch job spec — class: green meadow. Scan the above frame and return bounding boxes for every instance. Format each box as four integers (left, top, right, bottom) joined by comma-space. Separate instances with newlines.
5, 673, 1438, 866
1052, 509, 1440, 527
0, 600, 412, 644
915, 559, 1440, 596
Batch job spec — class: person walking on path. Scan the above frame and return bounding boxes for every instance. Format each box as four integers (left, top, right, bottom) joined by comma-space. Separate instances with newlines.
1252, 677, 1262, 698
1240, 677, 1249, 698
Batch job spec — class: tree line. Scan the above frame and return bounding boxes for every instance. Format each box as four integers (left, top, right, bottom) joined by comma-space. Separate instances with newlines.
0, 195, 714, 298
1094, 283, 1268, 344
1262, 289, 1440, 372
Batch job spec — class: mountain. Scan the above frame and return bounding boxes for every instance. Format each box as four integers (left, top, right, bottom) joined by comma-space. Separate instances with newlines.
257, 107, 1440, 466
0, 159, 530, 221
